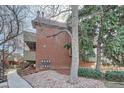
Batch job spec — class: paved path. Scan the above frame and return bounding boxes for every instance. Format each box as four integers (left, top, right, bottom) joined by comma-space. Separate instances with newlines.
7, 69, 32, 88
0, 82, 8, 88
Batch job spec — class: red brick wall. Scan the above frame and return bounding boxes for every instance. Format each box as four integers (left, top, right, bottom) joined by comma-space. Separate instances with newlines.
35, 25, 71, 70
35, 24, 96, 72
79, 61, 96, 68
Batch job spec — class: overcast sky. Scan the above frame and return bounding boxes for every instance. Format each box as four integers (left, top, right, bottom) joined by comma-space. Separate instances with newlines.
23, 5, 71, 33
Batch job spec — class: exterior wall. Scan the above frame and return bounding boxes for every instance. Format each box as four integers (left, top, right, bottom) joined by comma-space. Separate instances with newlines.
79, 61, 96, 68
35, 24, 96, 71
35, 25, 71, 70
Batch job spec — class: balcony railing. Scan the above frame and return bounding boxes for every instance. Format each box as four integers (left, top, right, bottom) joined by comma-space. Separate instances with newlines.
24, 51, 35, 61
23, 31, 36, 42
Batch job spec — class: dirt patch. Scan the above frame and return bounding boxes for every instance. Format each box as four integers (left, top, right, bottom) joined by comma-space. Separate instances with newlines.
23, 70, 105, 88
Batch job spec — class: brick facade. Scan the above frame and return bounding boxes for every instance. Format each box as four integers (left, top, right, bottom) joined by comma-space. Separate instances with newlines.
32, 13, 96, 72
35, 25, 71, 70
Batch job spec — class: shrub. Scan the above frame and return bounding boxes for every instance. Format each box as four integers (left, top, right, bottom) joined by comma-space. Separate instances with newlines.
78, 68, 102, 79
105, 71, 124, 82
117, 61, 124, 67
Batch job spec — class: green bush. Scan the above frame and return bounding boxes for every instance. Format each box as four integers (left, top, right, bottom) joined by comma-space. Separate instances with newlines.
78, 68, 102, 79
117, 61, 124, 67
105, 71, 124, 82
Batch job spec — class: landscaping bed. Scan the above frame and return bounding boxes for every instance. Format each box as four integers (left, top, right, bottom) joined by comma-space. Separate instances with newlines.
22, 67, 124, 88
78, 68, 102, 79
78, 68, 124, 82
23, 70, 105, 88
104, 71, 124, 82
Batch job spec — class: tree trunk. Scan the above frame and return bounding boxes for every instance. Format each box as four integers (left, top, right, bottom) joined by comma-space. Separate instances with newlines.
96, 38, 101, 71
2, 34, 5, 80
69, 5, 79, 83
121, 53, 124, 61
96, 6, 103, 71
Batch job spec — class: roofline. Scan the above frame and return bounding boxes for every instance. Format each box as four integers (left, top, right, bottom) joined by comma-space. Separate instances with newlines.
32, 17, 67, 29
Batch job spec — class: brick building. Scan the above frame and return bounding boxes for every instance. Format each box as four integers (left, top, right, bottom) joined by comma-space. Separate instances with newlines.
23, 12, 96, 73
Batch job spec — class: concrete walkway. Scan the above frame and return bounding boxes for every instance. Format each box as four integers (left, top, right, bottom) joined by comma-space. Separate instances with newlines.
7, 69, 32, 88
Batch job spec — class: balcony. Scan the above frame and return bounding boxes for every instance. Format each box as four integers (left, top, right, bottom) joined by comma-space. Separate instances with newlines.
23, 31, 36, 42
24, 51, 35, 61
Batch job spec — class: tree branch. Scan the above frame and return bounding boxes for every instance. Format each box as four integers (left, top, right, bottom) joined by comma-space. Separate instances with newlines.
0, 15, 4, 33
0, 5, 21, 46
0, 32, 22, 45
49, 9, 71, 18
4, 41, 17, 59
47, 29, 72, 39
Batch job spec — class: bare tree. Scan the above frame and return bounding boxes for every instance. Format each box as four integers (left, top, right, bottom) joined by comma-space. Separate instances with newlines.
0, 5, 28, 59
44, 5, 79, 83
0, 5, 27, 46
28, 5, 71, 21
0, 6, 28, 82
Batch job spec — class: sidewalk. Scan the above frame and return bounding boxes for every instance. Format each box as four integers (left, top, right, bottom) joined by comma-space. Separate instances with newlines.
0, 82, 8, 88
7, 69, 32, 88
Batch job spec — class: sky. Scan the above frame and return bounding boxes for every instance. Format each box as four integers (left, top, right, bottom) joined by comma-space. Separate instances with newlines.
23, 5, 70, 33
